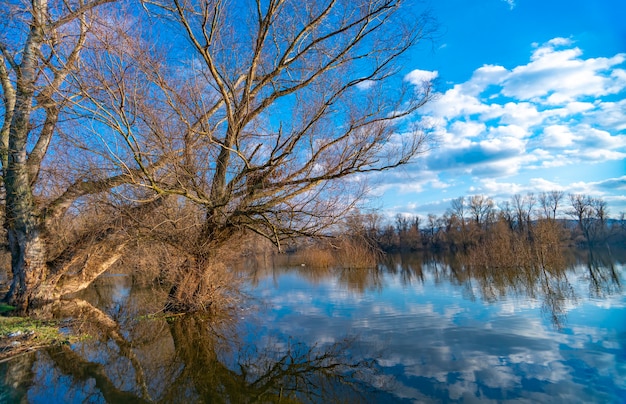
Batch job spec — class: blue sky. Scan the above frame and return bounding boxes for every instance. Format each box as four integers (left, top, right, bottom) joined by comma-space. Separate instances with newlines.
368, 0, 626, 219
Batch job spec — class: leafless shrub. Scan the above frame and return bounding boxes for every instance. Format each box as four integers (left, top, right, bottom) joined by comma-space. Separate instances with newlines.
163, 260, 243, 314
297, 234, 380, 269
333, 236, 381, 269
299, 246, 336, 269
463, 217, 565, 273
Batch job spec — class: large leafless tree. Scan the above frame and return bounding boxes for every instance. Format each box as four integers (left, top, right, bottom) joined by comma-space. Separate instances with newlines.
138, 0, 435, 249
1, 0, 435, 312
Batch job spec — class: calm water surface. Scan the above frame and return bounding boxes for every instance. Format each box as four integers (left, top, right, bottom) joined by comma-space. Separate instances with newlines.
1, 249, 625, 403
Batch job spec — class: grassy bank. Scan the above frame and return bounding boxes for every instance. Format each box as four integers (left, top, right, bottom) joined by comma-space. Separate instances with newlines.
0, 304, 77, 362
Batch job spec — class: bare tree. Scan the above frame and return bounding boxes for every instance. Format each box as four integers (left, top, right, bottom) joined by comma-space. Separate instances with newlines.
144, 0, 433, 242
450, 196, 466, 224
568, 194, 608, 244
426, 213, 437, 238
468, 195, 494, 228
395, 214, 409, 239
0, 1, 174, 311
498, 200, 515, 230
592, 198, 608, 226
539, 190, 564, 221
512, 193, 535, 234
120, 0, 436, 308
447, 196, 470, 248
1, 0, 435, 312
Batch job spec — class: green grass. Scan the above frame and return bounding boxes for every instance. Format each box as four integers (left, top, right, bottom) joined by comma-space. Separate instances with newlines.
0, 303, 15, 314
0, 316, 82, 360
0, 317, 64, 341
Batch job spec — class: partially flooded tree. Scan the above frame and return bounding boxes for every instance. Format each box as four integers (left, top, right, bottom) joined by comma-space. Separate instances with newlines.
133, 0, 436, 310
448, 196, 468, 248
0, 1, 169, 312
1, 0, 435, 313
1, 0, 112, 309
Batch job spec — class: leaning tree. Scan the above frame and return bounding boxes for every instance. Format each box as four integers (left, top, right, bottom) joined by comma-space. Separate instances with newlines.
0, 0, 171, 311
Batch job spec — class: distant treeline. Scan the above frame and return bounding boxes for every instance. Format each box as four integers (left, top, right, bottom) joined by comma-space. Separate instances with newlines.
340, 192, 625, 253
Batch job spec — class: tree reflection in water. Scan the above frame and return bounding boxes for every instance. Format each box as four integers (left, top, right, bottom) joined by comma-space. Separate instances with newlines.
167, 316, 381, 403
1, 247, 623, 402
266, 246, 623, 329
1, 301, 385, 403
379, 247, 622, 329
585, 247, 622, 298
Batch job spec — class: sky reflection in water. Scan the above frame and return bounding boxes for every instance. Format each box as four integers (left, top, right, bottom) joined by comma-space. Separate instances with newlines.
245, 252, 626, 403
1, 250, 625, 403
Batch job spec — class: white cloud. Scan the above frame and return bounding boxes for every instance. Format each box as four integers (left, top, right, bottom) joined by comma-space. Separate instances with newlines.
528, 177, 565, 191
377, 38, 626, 217
542, 125, 575, 148
576, 125, 626, 149
404, 69, 439, 85
479, 179, 525, 196
421, 40, 626, 125
476, 176, 626, 202
356, 80, 375, 90
449, 121, 486, 140
501, 0, 516, 9
488, 124, 528, 139
497, 102, 542, 128
567, 148, 626, 161
462, 64, 509, 96
417, 38, 626, 176
423, 85, 490, 119
501, 41, 626, 103
589, 99, 626, 130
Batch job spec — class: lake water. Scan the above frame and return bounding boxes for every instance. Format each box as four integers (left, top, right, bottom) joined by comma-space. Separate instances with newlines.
1, 248, 625, 403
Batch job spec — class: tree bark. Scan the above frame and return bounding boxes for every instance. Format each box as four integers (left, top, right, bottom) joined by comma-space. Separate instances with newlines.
1, 0, 126, 311
4, 220, 48, 310
3, 0, 49, 310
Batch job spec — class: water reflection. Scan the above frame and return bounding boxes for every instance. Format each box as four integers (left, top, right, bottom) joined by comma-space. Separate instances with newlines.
1, 299, 388, 403
1, 248, 624, 402
585, 247, 622, 298
242, 247, 626, 402
256, 247, 623, 329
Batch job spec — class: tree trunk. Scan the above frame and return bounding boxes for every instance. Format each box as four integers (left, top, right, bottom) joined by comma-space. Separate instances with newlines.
2, 0, 49, 311
4, 221, 49, 310
1, 0, 138, 311
4, 148, 50, 309
3, 75, 51, 309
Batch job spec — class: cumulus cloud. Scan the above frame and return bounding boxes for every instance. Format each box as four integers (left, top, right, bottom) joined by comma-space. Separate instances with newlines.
590, 99, 626, 130
449, 121, 486, 140
404, 69, 439, 85
477, 178, 564, 197
595, 176, 626, 190
542, 125, 575, 148
426, 138, 524, 172
501, 39, 626, 103
571, 176, 626, 195
377, 38, 626, 216
355, 80, 376, 90
472, 176, 626, 204
415, 38, 626, 182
